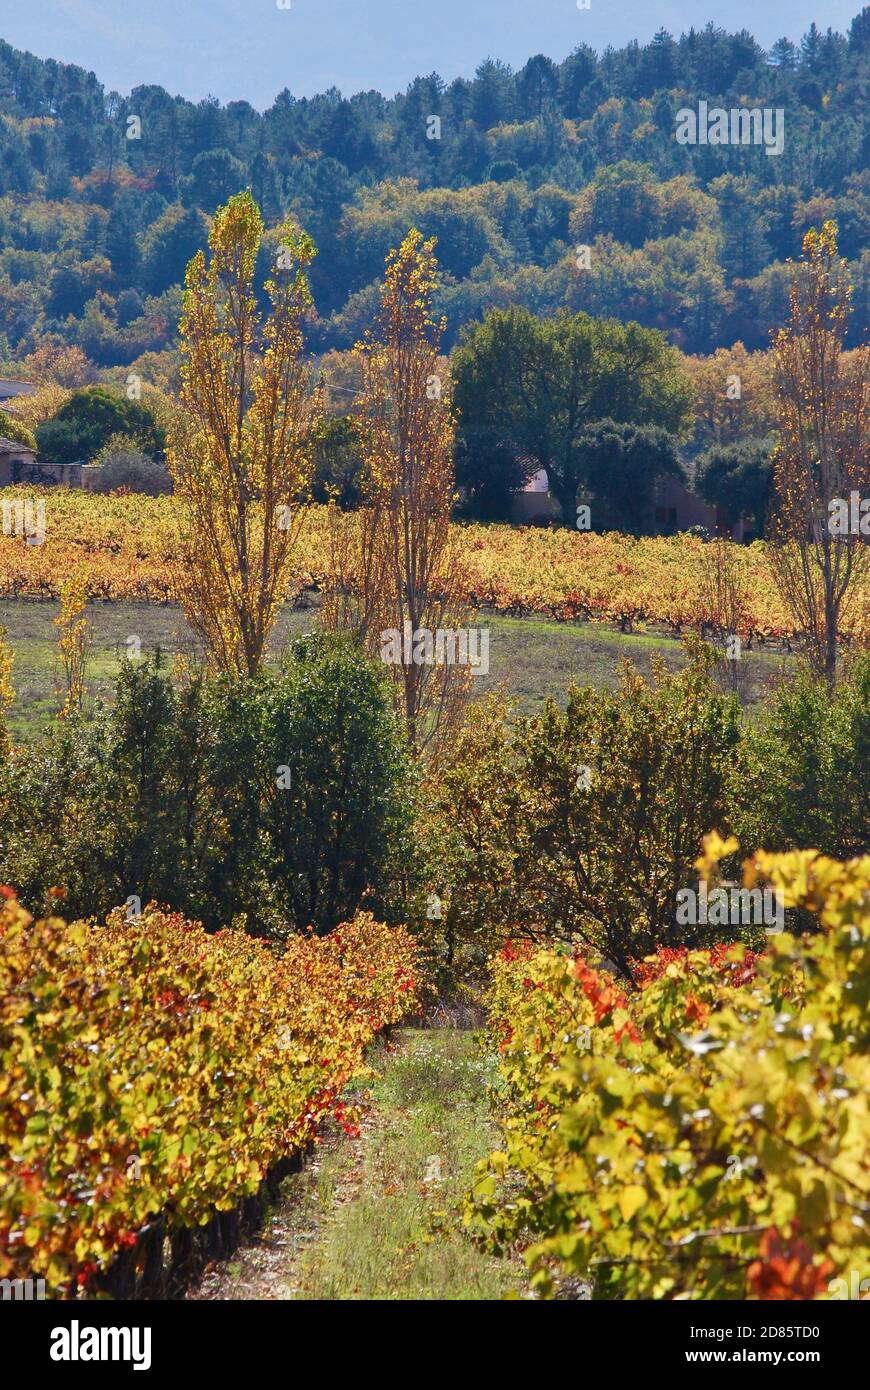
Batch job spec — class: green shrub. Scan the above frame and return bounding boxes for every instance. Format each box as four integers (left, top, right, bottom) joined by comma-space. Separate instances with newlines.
426, 641, 741, 978
733, 653, 870, 860
90, 433, 172, 494
0, 636, 414, 938
255, 632, 414, 935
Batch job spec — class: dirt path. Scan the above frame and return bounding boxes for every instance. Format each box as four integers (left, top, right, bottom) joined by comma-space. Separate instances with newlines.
192, 1027, 521, 1301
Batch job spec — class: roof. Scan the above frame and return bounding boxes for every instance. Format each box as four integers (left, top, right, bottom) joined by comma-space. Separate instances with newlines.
0, 437, 36, 455
0, 379, 37, 401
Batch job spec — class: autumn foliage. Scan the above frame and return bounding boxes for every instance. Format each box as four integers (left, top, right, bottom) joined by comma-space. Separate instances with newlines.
768, 221, 870, 682
4, 490, 870, 649
0, 896, 418, 1292
323, 229, 472, 755
169, 191, 320, 676
466, 840, 870, 1299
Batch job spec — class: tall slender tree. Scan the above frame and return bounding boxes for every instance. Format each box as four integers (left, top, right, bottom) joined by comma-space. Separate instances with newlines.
169, 191, 319, 676
0, 627, 13, 763
767, 222, 870, 684
54, 572, 91, 719
324, 230, 472, 755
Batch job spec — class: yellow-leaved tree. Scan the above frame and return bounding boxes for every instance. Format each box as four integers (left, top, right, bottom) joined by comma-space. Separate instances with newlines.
324, 229, 472, 755
169, 191, 319, 676
0, 626, 13, 760
767, 221, 870, 684
54, 572, 91, 719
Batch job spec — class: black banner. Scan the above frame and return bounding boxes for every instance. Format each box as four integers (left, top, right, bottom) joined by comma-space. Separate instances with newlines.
3, 1294, 863, 1377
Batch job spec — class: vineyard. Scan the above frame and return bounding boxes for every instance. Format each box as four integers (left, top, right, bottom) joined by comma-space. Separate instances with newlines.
466, 838, 870, 1300
0, 894, 419, 1297
1, 0, 869, 1342
4, 488, 869, 644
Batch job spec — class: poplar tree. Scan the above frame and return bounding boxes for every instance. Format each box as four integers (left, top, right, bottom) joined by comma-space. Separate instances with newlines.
169, 191, 319, 676
325, 230, 472, 755
768, 222, 870, 685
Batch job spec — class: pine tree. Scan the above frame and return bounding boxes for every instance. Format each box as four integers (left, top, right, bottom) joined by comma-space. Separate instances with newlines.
800, 23, 824, 73
768, 38, 798, 70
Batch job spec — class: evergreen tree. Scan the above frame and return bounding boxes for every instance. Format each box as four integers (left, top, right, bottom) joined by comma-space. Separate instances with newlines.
558, 45, 598, 118
471, 58, 513, 129
800, 23, 824, 73
769, 37, 798, 70
516, 55, 558, 121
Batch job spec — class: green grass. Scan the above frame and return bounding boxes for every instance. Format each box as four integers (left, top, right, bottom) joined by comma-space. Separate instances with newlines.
470, 612, 791, 715
0, 597, 793, 741
0, 599, 316, 741
291, 1028, 518, 1301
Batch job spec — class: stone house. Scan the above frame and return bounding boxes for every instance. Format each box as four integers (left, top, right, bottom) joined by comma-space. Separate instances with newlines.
0, 439, 88, 488
511, 465, 752, 539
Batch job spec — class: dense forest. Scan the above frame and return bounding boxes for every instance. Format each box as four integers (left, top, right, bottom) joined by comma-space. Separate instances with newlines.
0, 12, 869, 380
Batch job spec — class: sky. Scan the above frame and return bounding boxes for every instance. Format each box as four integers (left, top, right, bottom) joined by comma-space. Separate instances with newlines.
0, 0, 863, 108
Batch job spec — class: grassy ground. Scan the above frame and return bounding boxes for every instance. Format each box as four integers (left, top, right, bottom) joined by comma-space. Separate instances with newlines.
474, 612, 790, 714
0, 599, 315, 740
293, 1028, 515, 1300
194, 1027, 520, 1302
0, 597, 792, 741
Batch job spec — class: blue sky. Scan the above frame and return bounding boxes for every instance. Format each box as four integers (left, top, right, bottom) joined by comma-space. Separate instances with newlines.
0, 1, 862, 107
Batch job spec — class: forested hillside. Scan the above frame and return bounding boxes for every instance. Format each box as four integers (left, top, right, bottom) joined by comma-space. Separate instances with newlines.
1, 12, 869, 376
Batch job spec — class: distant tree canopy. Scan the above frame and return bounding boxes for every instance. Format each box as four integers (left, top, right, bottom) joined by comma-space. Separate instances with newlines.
35, 386, 165, 465
576, 420, 682, 535
451, 306, 693, 519
139, 206, 209, 295
694, 438, 774, 534
0, 409, 36, 450
0, 15, 869, 368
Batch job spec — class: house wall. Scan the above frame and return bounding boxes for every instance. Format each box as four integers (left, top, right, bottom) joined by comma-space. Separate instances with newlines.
654, 475, 715, 533
654, 476, 748, 541
0, 450, 37, 485
0, 456, 84, 488
81, 464, 104, 492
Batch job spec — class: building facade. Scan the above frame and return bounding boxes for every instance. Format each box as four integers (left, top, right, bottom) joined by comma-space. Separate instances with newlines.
0, 440, 88, 488
511, 467, 752, 539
